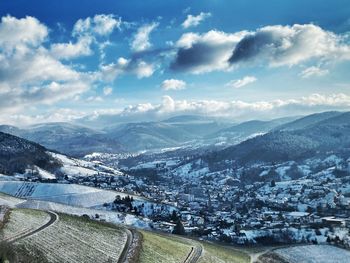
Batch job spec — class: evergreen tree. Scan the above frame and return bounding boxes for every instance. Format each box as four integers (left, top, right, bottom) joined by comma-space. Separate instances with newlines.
172, 219, 185, 235
270, 179, 276, 187
171, 210, 178, 222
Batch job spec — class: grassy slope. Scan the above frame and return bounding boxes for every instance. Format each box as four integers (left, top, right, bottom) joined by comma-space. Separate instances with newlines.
139, 230, 192, 263
198, 242, 250, 263
139, 230, 250, 263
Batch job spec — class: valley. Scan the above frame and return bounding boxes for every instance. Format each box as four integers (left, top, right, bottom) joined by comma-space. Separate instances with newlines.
1, 111, 350, 262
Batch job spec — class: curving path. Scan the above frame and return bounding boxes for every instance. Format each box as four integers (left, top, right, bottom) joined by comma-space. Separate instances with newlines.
7, 211, 58, 244
118, 228, 133, 263
184, 243, 203, 263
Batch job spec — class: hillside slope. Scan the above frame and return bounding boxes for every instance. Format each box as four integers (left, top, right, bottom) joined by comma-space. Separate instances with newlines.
206, 111, 350, 165
0, 132, 60, 175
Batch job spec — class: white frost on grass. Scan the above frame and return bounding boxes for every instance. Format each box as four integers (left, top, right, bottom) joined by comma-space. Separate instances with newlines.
0, 209, 50, 241
275, 245, 350, 263
0, 181, 146, 207
17, 211, 128, 263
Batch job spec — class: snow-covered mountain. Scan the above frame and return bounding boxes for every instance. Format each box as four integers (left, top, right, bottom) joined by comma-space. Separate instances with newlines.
206, 117, 298, 145
152, 111, 350, 185
206, 111, 350, 165
0, 131, 123, 179
273, 111, 342, 132
0, 122, 123, 157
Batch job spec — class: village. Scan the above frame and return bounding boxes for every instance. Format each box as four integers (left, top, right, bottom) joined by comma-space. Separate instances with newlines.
15, 152, 350, 248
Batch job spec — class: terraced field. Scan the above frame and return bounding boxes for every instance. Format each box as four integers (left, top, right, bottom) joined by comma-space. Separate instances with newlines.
1, 209, 128, 263
0, 208, 50, 242
0, 206, 251, 263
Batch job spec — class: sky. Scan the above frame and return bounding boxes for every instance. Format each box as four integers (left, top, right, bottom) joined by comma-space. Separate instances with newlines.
0, 0, 350, 125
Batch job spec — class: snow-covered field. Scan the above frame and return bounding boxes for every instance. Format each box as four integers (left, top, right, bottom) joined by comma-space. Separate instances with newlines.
50, 152, 124, 178
17, 199, 152, 229
0, 191, 151, 229
275, 245, 350, 263
0, 209, 50, 241
0, 181, 145, 207
4, 208, 128, 263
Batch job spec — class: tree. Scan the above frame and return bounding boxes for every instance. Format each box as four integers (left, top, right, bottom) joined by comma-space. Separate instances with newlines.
172, 219, 185, 235
171, 210, 178, 222
270, 180, 276, 187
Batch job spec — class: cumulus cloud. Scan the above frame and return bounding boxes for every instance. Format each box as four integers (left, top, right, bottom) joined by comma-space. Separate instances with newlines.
103, 86, 113, 95
100, 57, 155, 81
93, 93, 350, 122
171, 24, 350, 74
131, 22, 158, 52
3, 93, 350, 125
0, 108, 87, 127
226, 76, 257, 88
50, 35, 93, 59
182, 12, 211, 29
299, 66, 329, 78
0, 15, 94, 114
86, 96, 103, 102
171, 30, 248, 73
229, 24, 350, 67
161, 79, 186, 90
73, 14, 121, 36
0, 15, 48, 53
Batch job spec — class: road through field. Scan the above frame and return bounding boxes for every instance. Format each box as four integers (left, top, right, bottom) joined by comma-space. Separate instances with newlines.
118, 228, 133, 263
184, 243, 203, 263
7, 210, 58, 243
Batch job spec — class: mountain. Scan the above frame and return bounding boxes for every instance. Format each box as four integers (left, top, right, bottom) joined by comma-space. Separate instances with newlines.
206, 111, 350, 166
162, 115, 219, 123
104, 122, 197, 151
0, 123, 123, 157
163, 115, 233, 137
274, 111, 342, 132
206, 117, 298, 145
0, 131, 60, 175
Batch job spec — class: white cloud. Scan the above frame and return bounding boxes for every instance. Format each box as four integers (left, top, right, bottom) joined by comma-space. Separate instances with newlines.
0, 15, 48, 54
0, 15, 94, 114
105, 93, 350, 122
182, 12, 211, 29
3, 93, 350, 125
172, 24, 350, 74
100, 58, 155, 81
161, 79, 186, 90
86, 96, 103, 102
226, 76, 257, 88
131, 22, 158, 52
172, 30, 248, 73
93, 14, 121, 35
73, 14, 121, 36
50, 35, 93, 59
229, 24, 350, 67
1, 108, 87, 126
103, 86, 113, 95
299, 66, 329, 78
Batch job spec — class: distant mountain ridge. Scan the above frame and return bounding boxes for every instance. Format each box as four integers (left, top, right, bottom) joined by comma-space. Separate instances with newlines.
0, 122, 123, 157
205, 111, 350, 165
1, 112, 346, 157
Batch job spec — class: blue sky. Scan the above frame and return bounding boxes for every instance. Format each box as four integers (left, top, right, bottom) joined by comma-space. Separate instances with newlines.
0, 0, 350, 125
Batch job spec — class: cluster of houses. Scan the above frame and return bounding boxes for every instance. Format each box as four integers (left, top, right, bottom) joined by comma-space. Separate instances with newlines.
13, 153, 350, 246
